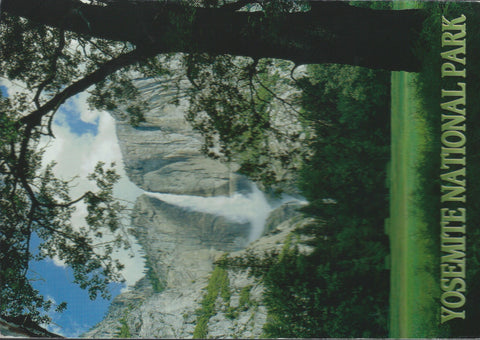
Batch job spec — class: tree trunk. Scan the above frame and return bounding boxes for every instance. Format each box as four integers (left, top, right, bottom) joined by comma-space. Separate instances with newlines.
2, 0, 425, 71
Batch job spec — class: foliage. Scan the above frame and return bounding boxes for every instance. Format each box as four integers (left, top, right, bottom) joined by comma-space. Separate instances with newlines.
224, 284, 254, 320
185, 55, 309, 190
142, 256, 165, 294
0, 151, 130, 322
116, 306, 133, 338
117, 317, 132, 338
238, 285, 253, 311
289, 64, 390, 337
349, 1, 392, 10
298, 64, 390, 204
0, 7, 159, 323
193, 266, 231, 338
218, 63, 391, 337
215, 249, 279, 277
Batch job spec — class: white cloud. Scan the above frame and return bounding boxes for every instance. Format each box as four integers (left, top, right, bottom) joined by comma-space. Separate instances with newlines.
49, 256, 68, 269
63, 91, 100, 125
0, 78, 29, 99
38, 94, 145, 288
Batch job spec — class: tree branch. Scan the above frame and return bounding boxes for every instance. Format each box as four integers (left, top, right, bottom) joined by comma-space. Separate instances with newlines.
19, 47, 156, 127
33, 30, 66, 115
220, 0, 257, 12
22, 207, 35, 276
254, 74, 302, 116
41, 191, 96, 208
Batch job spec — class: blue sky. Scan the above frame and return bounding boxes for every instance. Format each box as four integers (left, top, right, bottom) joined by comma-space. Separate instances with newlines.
0, 85, 8, 96
57, 104, 99, 136
29, 234, 124, 337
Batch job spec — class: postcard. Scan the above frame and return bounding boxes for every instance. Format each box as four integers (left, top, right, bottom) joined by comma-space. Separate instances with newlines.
0, 0, 477, 338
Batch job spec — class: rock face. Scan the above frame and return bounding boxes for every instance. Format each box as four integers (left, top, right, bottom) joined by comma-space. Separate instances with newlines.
131, 195, 250, 290
263, 201, 307, 235
84, 67, 311, 338
84, 199, 313, 339
112, 78, 245, 197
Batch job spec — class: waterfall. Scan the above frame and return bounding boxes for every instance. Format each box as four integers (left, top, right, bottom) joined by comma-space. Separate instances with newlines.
145, 183, 273, 242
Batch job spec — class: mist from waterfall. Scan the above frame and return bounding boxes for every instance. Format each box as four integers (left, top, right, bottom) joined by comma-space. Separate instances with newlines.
144, 183, 305, 242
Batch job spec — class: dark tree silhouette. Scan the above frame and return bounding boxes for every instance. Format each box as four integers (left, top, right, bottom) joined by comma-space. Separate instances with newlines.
3, 0, 425, 71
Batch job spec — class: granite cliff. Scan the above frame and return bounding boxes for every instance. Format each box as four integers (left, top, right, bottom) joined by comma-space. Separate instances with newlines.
84, 65, 311, 338
110, 77, 250, 197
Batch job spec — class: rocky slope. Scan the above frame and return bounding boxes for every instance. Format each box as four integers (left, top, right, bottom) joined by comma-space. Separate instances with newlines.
84, 200, 313, 339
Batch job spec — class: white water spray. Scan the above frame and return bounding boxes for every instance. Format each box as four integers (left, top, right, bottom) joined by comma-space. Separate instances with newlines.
144, 183, 288, 242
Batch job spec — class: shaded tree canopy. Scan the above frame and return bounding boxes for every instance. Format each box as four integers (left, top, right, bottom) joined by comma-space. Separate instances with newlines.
0, 0, 427, 186
3, 0, 425, 70
0, 0, 425, 324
